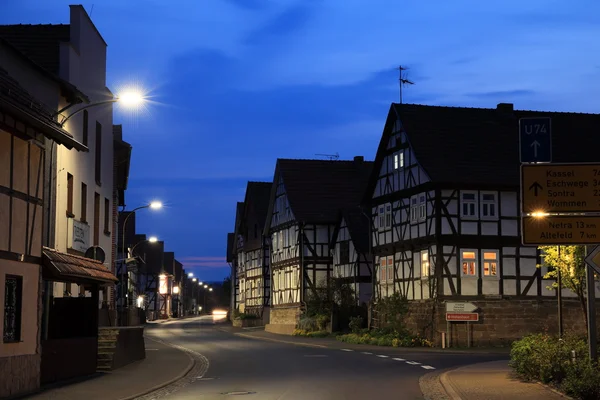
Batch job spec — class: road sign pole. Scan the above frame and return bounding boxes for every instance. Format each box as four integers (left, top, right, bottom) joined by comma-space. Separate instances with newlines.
586, 246, 597, 363
558, 246, 563, 338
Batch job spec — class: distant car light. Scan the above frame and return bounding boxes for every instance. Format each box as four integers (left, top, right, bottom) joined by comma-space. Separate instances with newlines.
212, 310, 228, 316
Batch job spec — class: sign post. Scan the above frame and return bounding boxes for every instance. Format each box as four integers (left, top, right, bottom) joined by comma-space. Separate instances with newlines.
585, 245, 598, 363
519, 117, 552, 163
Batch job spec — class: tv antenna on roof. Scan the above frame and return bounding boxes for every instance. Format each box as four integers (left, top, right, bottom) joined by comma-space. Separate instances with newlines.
396, 65, 414, 104
315, 152, 339, 161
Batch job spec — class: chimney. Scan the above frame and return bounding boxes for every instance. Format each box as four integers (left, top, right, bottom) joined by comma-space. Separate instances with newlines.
354, 156, 364, 163
496, 103, 514, 113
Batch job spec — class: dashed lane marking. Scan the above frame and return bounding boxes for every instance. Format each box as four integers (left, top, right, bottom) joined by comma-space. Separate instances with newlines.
406, 361, 421, 365
392, 358, 406, 361
340, 348, 354, 352
376, 355, 389, 358
421, 365, 436, 370
362, 352, 373, 355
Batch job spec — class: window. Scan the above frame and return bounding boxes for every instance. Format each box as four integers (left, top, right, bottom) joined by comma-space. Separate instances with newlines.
386, 256, 394, 281
66, 173, 74, 216
82, 110, 89, 146
410, 197, 418, 222
418, 195, 426, 220
380, 257, 387, 282
480, 192, 497, 219
461, 192, 477, 218
272, 232, 278, 251
94, 192, 100, 245
385, 203, 392, 228
3, 275, 23, 343
421, 251, 429, 277
378, 205, 385, 228
483, 251, 499, 277
95, 121, 102, 185
80, 183, 87, 222
461, 250, 477, 276
104, 198, 110, 234
393, 151, 404, 169
339, 241, 350, 264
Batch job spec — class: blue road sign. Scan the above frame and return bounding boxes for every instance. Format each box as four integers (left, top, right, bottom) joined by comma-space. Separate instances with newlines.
519, 117, 552, 163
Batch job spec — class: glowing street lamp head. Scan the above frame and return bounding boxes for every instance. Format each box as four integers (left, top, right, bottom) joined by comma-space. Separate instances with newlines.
531, 211, 549, 218
192, 278, 197, 282
188, 272, 194, 278
209, 288, 213, 292
149, 201, 162, 209
204, 285, 208, 289
117, 90, 145, 108
199, 281, 203, 285
148, 236, 158, 243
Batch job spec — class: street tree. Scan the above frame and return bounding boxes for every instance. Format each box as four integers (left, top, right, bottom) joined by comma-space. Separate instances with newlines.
538, 245, 588, 329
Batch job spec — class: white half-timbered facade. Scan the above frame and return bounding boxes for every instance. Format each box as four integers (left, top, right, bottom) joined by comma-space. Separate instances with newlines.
331, 209, 373, 305
264, 157, 373, 329
232, 202, 245, 312
367, 102, 600, 304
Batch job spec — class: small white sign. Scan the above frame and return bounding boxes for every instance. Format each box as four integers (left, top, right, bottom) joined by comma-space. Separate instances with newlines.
585, 245, 600, 275
70, 219, 90, 253
446, 302, 478, 313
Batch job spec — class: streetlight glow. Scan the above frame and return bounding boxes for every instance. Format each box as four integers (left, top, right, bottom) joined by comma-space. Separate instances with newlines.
188, 272, 194, 278
209, 288, 213, 292
531, 211, 549, 218
149, 201, 162, 209
117, 90, 145, 107
148, 236, 158, 243
192, 278, 197, 282
173, 286, 180, 294
199, 281, 203, 285
204, 285, 208, 289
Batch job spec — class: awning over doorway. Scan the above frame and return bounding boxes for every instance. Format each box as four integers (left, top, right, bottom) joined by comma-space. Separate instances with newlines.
42, 247, 118, 284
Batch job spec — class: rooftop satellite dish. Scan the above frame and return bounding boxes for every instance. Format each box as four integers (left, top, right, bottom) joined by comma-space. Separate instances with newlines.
85, 246, 106, 263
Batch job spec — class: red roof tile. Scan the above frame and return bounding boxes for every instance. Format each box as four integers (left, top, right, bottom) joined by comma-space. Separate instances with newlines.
42, 247, 118, 283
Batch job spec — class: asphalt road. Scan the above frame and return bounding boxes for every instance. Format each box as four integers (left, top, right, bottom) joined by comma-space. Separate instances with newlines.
144, 316, 506, 400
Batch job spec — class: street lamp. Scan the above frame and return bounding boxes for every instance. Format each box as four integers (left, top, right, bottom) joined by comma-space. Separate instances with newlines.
120, 202, 162, 311
55, 89, 147, 127
129, 235, 158, 257
188, 272, 194, 278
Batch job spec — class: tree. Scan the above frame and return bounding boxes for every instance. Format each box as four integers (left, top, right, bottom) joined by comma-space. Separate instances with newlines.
538, 245, 588, 328
222, 274, 232, 305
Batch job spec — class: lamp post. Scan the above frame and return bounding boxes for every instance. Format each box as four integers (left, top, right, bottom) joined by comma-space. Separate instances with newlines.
54, 90, 146, 127
120, 202, 162, 314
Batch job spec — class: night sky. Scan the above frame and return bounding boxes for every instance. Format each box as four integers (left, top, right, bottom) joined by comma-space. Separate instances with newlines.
2, 0, 599, 281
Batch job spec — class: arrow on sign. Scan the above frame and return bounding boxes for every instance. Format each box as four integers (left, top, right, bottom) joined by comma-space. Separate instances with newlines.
529, 181, 543, 196
530, 140, 541, 157
446, 302, 478, 313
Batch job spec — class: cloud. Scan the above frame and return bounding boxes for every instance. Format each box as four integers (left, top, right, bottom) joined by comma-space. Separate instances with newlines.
179, 256, 230, 269
465, 90, 537, 100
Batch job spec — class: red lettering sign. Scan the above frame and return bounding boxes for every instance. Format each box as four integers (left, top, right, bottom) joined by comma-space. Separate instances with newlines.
446, 312, 479, 322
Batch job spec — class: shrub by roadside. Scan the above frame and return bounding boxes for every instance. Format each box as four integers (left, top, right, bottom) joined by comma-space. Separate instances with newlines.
336, 328, 433, 348
292, 329, 331, 338
509, 333, 600, 400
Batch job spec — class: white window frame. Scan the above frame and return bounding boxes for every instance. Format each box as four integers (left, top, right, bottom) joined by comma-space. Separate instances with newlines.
379, 257, 387, 283
386, 256, 394, 282
410, 196, 418, 223
378, 205, 385, 229
421, 250, 430, 278
418, 194, 426, 221
393, 151, 404, 170
461, 249, 478, 277
480, 192, 498, 220
460, 191, 478, 220
481, 250, 499, 278
385, 203, 392, 228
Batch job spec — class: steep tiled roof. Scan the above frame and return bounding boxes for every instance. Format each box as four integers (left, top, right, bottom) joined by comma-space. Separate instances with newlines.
393, 103, 600, 187
42, 247, 118, 283
0, 24, 70, 74
226, 232, 234, 263
242, 181, 272, 250
277, 157, 374, 224
341, 208, 371, 254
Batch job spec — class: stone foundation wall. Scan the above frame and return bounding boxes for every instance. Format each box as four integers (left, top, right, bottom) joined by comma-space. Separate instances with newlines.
233, 318, 264, 328
399, 299, 600, 347
0, 354, 40, 398
269, 307, 301, 325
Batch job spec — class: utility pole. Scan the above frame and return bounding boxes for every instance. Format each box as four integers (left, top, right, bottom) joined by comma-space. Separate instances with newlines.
397, 65, 414, 104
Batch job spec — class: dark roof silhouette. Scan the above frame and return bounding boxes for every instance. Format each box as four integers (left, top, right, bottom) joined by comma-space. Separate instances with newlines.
340, 207, 370, 254
272, 157, 374, 225
242, 181, 272, 250
366, 102, 600, 198
226, 233, 234, 263
0, 24, 70, 74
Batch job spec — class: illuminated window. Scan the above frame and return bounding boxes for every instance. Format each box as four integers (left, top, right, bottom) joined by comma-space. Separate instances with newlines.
393, 152, 404, 169
380, 257, 387, 282
483, 251, 499, 276
421, 251, 429, 277
387, 256, 394, 281
461, 250, 477, 276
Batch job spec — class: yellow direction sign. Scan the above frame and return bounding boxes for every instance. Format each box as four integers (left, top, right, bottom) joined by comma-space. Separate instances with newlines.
521, 163, 600, 213
522, 215, 600, 245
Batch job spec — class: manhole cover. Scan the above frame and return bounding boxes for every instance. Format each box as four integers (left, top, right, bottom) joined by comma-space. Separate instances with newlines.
222, 391, 256, 395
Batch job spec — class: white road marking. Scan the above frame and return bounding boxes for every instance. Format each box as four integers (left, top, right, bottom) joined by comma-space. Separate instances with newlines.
406, 361, 421, 365
392, 358, 406, 361
376, 355, 389, 358
362, 352, 373, 355
340, 349, 354, 352
146, 348, 159, 351
421, 365, 436, 370
304, 355, 328, 357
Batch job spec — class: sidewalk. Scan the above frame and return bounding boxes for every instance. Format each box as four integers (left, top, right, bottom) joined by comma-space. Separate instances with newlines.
22, 336, 193, 400
438, 360, 570, 400
218, 325, 511, 355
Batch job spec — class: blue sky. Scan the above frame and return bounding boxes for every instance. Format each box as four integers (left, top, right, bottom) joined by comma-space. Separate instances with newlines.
2, 0, 600, 281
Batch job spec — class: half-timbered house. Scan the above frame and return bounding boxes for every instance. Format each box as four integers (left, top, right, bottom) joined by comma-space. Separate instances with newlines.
232, 202, 245, 312
264, 157, 373, 334
366, 102, 600, 345
331, 208, 373, 306
237, 182, 272, 321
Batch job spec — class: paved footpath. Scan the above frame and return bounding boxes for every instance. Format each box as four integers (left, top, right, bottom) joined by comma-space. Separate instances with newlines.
21, 336, 193, 400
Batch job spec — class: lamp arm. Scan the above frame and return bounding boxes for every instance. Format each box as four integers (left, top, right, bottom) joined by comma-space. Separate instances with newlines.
58, 99, 118, 127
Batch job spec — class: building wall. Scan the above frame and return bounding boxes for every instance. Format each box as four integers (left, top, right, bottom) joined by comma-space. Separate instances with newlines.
53, 6, 114, 302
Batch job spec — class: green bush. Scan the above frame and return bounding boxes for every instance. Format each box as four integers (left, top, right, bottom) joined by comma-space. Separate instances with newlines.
509, 333, 600, 399
293, 329, 330, 338
348, 316, 364, 334
298, 316, 319, 332
336, 329, 432, 348
237, 313, 258, 320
